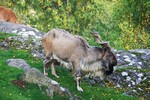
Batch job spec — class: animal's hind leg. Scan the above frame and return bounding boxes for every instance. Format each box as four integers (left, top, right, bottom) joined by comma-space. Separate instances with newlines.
43, 37, 53, 76
43, 57, 51, 76
51, 62, 59, 78
43, 52, 52, 76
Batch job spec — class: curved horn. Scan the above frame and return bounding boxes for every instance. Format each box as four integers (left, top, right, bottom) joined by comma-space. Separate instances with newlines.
91, 31, 110, 48
91, 31, 103, 43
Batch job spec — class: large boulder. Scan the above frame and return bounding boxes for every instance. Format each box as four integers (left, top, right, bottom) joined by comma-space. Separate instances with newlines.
115, 49, 150, 69
6, 59, 31, 70
0, 22, 45, 59
21, 68, 78, 99
0, 22, 44, 38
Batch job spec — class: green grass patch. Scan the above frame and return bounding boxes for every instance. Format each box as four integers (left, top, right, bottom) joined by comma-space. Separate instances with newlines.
0, 32, 138, 100
0, 32, 17, 41
0, 49, 49, 100
49, 67, 138, 100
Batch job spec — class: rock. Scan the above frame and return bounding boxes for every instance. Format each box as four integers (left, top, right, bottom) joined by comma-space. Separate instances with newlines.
115, 49, 149, 69
146, 72, 150, 78
21, 68, 60, 88
0, 22, 44, 37
144, 94, 150, 98
122, 90, 139, 97
21, 68, 79, 100
126, 76, 131, 81
121, 72, 128, 76
6, 59, 30, 70
129, 49, 150, 55
4, 35, 44, 59
31, 50, 45, 59
0, 41, 9, 47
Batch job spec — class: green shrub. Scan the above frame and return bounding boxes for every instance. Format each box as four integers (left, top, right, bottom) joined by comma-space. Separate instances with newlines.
1, 0, 150, 50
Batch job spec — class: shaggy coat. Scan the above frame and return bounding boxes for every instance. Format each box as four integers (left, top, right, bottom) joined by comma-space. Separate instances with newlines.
42, 29, 117, 91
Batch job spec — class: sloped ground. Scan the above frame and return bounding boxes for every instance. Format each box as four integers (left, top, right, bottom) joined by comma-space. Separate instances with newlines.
0, 39, 137, 100
1, 22, 149, 99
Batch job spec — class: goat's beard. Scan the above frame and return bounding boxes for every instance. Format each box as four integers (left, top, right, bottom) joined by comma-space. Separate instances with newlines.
88, 69, 105, 80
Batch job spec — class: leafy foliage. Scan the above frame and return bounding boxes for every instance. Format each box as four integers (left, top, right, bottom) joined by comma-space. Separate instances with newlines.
1, 0, 150, 50
113, 0, 150, 49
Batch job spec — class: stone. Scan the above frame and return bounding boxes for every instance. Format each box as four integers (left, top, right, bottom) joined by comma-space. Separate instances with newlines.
0, 41, 9, 47
31, 50, 45, 59
21, 68, 79, 99
137, 73, 143, 78
129, 49, 150, 54
6, 59, 30, 70
0, 22, 44, 37
144, 94, 150, 98
126, 76, 131, 81
123, 90, 139, 96
121, 72, 128, 76
146, 72, 150, 78
115, 49, 149, 69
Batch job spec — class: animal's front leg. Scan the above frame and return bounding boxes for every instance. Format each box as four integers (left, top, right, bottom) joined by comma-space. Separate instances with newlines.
76, 76, 83, 92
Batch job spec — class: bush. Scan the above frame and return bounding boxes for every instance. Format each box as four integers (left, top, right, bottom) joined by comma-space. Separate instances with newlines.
2, 0, 150, 50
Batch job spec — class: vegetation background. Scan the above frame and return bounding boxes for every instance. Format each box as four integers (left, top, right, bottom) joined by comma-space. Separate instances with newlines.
1, 0, 150, 50
0, 0, 150, 100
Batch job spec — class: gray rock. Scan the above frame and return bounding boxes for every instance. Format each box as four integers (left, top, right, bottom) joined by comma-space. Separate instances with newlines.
0, 41, 9, 47
126, 76, 131, 82
144, 94, 150, 98
146, 72, 150, 78
31, 50, 45, 59
6, 59, 30, 70
5, 35, 44, 59
121, 72, 128, 76
129, 49, 150, 55
21, 68, 79, 99
0, 22, 44, 37
142, 53, 150, 60
116, 49, 149, 69
21, 68, 59, 87
122, 90, 139, 96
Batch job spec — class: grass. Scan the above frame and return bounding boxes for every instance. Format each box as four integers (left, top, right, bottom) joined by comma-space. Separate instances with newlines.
51, 67, 138, 100
0, 32, 17, 41
0, 32, 138, 100
0, 49, 50, 100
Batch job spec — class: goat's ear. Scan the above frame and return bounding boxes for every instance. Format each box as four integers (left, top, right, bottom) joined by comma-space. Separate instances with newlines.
101, 42, 111, 51
100, 42, 110, 48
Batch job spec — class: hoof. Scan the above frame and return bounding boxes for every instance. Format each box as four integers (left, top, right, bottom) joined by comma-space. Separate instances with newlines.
44, 72, 48, 76
55, 75, 60, 78
77, 87, 83, 92
52, 74, 59, 78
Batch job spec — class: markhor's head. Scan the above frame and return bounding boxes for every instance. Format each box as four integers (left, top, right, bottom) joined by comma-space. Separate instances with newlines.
91, 31, 117, 76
